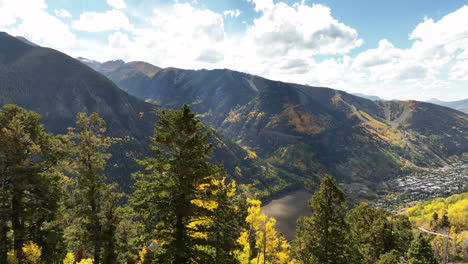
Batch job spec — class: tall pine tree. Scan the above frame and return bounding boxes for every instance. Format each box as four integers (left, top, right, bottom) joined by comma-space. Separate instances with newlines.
347, 205, 412, 263
0, 105, 67, 263
132, 105, 243, 264
406, 233, 439, 264
65, 113, 122, 264
292, 176, 358, 264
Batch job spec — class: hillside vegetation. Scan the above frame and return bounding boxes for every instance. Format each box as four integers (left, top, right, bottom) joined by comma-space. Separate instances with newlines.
91, 60, 468, 188
404, 193, 468, 262
0, 32, 297, 199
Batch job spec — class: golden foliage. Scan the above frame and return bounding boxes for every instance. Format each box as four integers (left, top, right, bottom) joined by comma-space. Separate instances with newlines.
405, 192, 468, 231
358, 111, 406, 148
245, 150, 258, 160
22, 241, 42, 264
76, 258, 94, 264
136, 246, 147, 264
63, 252, 75, 264
225, 109, 242, 123
282, 104, 325, 135
188, 178, 238, 239
7, 250, 18, 264
236, 198, 297, 264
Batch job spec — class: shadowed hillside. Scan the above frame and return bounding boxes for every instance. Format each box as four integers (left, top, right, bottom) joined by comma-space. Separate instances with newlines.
0, 32, 296, 198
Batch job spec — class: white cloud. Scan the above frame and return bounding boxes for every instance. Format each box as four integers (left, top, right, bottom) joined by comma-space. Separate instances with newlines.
0, 0, 76, 49
223, 9, 241, 18
106, 0, 126, 10
72, 10, 133, 32
2, 0, 463, 101
54, 8, 71, 18
247, 0, 274, 12
243, 3, 362, 58
101, 3, 227, 68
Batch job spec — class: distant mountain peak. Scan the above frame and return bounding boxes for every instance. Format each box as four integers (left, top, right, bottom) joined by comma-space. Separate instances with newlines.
352, 93, 385, 101
426, 98, 468, 113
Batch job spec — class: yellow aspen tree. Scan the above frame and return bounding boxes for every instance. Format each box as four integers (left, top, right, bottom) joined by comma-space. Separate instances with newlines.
21, 241, 41, 264
237, 199, 296, 264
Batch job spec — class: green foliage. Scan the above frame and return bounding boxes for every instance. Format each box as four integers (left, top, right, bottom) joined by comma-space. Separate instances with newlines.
405, 192, 467, 232
347, 205, 412, 263
406, 233, 439, 264
132, 105, 245, 264
0, 105, 68, 263
64, 113, 130, 264
376, 250, 402, 264
291, 176, 359, 264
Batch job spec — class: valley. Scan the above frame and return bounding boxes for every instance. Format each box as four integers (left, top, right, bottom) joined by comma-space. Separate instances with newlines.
1, 0, 468, 262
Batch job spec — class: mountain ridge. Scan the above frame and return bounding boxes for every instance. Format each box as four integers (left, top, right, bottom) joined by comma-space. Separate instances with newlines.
89, 58, 468, 188
0, 32, 294, 198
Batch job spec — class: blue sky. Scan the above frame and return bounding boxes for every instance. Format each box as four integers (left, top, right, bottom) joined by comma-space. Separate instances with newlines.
1, 0, 468, 101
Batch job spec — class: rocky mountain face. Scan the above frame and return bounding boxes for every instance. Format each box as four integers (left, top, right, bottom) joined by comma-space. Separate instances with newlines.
94, 61, 468, 188
0, 32, 294, 198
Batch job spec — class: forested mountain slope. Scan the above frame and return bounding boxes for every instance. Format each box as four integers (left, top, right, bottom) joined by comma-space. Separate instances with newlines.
0, 32, 294, 197
94, 61, 468, 187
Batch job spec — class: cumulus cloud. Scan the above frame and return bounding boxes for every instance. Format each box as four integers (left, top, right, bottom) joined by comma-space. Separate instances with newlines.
0, 0, 76, 49
243, 3, 362, 57
3, 0, 465, 101
99, 3, 227, 69
54, 9, 71, 18
196, 49, 224, 63
247, 0, 274, 12
107, 0, 126, 9
223, 9, 241, 18
72, 10, 133, 32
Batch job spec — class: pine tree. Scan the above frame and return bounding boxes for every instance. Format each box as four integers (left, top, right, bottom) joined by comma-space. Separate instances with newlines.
132, 105, 244, 264
291, 176, 358, 264
348, 205, 393, 263
0, 105, 67, 263
375, 250, 402, 264
407, 233, 439, 264
202, 178, 247, 264
347, 205, 412, 263
430, 212, 439, 231
391, 214, 413, 254
65, 112, 122, 264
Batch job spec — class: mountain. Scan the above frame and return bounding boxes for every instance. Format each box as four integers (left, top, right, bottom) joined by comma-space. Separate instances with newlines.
94, 60, 468, 188
0, 32, 293, 198
427, 98, 468, 113
15, 36, 39, 47
352, 93, 384, 101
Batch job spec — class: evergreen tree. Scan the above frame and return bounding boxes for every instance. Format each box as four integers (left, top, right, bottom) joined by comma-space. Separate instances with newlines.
348, 205, 394, 263
407, 233, 439, 264
439, 212, 450, 230
391, 215, 413, 254
65, 112, 122, 264
132, 105, 244, 264
376, 250, 402, 264
291, 176, 358, 264
430, 213, 439, 231
203, 179, 248, 264
0, 105, 67, 263
114, 206, 145, 264
347, 205, 412, 263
